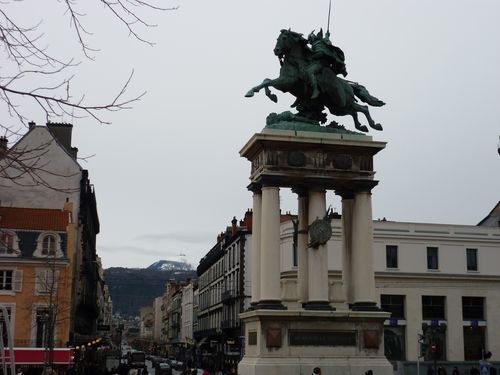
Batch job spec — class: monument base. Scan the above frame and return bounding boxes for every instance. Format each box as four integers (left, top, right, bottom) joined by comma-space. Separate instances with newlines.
238, 309, 393, 375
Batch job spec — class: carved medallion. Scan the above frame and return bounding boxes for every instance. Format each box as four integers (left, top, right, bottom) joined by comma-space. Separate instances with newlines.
287, 151, 307, 167
308, 218, 332, 249
333, 154, 352, 170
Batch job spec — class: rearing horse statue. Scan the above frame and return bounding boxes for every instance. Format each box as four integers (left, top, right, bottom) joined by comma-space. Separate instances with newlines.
245, 29, 385, 133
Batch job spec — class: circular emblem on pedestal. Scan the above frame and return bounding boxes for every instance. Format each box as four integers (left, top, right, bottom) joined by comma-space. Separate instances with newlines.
308, 218, 332, 249
333, 154, 352, 170
287, 151, 307, 167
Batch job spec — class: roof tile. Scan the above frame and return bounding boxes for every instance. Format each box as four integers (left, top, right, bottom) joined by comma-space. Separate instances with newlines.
0, 206, 69, 231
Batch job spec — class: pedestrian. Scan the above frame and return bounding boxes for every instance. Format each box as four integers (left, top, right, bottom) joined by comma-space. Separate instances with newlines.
312, 368, 321, 375
453, 367, 460, 375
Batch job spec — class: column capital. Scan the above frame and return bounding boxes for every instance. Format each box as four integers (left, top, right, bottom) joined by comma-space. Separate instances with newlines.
292, 186, 308, 197
335, 180, 379, 198
247, 182, 262, 193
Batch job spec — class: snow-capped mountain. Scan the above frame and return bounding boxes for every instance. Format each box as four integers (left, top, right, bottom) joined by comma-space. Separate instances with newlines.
147, 259, 194, 271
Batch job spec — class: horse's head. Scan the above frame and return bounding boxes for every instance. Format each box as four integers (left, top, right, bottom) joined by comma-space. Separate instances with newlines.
274, 29, 307, 60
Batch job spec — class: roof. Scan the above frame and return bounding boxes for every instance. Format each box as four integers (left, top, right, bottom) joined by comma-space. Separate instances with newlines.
477, 201, 500, 227
0, 206, 69, 231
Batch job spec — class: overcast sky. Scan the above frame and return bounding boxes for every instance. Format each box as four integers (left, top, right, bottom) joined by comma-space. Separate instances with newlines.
6, 0, 500, 269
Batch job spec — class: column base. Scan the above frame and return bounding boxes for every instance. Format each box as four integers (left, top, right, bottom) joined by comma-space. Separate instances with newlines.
302, 301, 335, 311
254, 299, 287, 310
351, 301, 381, 311
247, 301, 260, 311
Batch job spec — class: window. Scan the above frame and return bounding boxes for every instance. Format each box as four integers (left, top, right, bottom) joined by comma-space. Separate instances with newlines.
422, 296, 446, 320
0, 232, 14, 253
0, 270, 13, 291
0, 231, 20, 256
381, 294, 405, 319
427, 247, 439, 270
0, 306, 14, 346
462, 297, 484, 320
35, 269, 59, 295
386, 245, 398, 268
42, 235, 56, 255
466, 248, 478, 271
384, 326, 406, 361
0, 270, 22, 293
463, 326, 486, 360
35, 307, 54, 348
34, 233, 62, 258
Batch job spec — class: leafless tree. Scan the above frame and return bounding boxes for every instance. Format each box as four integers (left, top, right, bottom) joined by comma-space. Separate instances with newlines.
31, 254, 72, 367
0, 0, 177, 139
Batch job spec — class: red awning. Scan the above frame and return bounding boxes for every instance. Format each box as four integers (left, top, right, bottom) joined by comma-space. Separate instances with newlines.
5, 348, 74, 365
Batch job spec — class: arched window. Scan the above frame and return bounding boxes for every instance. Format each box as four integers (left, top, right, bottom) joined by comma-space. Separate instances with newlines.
42, 235, 56, 256
0, 231, 20, 256
34, 232, 62, 258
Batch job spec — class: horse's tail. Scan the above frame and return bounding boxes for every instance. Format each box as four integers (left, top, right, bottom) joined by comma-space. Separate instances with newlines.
351, 83, 385, 107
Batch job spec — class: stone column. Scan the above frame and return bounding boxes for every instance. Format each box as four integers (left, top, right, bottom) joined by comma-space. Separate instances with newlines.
250, 189, 262, 307
296, 191, 309, 304
303, 189, 332, 310
351, 190, 378, 310
258, 185, 286, 310
341, 194, 354, 306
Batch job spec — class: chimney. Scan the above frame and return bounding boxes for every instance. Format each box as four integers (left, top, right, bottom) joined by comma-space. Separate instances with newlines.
70, 147, 79, 159
0, 136, 7, 158
231, 216, 238, 235
244, 209, 253, 231
46, 122, 74, 156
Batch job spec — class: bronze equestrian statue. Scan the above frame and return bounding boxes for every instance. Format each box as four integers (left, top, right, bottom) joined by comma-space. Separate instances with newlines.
246, 29, 385, 133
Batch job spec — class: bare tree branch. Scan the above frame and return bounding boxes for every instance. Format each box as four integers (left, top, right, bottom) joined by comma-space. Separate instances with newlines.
0, 0, 176, 136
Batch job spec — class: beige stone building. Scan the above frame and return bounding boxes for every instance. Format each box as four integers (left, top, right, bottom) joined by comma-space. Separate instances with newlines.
278, 204, 500, 363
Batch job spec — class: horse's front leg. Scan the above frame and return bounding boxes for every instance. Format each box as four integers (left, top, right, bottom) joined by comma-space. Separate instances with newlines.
245, 78, 273, 98
264, 86, 278, 103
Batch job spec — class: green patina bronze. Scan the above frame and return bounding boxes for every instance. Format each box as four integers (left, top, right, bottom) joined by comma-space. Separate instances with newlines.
266, 112, 361, 135
246, 28, 385, 133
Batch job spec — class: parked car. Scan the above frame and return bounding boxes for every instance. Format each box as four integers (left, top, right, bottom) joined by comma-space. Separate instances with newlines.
127, 351, 146, 369
155, 362, 172, 375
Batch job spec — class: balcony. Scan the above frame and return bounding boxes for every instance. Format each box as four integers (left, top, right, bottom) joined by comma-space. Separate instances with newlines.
221, 290, 237, 303
221, 319, 236, 330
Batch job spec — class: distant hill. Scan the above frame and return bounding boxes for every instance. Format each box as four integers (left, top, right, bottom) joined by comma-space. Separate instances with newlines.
147, 259, 193, 271
105, 261, 196, 317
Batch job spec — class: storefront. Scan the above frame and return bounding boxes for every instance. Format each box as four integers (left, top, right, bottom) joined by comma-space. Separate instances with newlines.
5, 348, 74, 374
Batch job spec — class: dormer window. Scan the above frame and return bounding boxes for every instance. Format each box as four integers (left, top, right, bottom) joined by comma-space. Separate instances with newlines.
42, 235, 56, 256
0, 230, 20, 256
34, 233, 63, 258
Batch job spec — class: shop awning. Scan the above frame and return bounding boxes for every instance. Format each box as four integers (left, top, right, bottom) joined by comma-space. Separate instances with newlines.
5, 348, 74, 365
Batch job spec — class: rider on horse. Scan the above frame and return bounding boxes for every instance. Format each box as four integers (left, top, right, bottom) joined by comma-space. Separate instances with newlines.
306, 29, 347, 99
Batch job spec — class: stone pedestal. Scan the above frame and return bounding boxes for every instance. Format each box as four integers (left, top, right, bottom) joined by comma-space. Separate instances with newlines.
240, 128, 389, 375
238, 309, 393, 375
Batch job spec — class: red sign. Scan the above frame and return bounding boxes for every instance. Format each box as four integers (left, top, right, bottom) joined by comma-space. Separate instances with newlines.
5, 348, 74, 365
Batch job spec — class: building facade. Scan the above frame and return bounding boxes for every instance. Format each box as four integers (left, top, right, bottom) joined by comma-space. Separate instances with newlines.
189, 204, 500, 368
195, 212, 257, 370
277, 212, 500, 364
0, 204, 76, 348
0, 121, 107, 347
